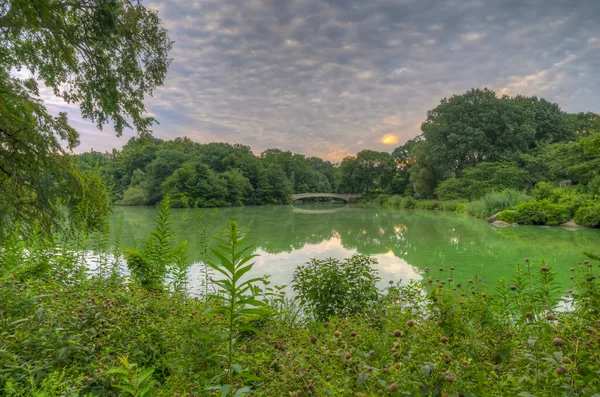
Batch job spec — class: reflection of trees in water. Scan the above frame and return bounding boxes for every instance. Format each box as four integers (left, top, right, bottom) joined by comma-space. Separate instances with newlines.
110, 206, 600, 284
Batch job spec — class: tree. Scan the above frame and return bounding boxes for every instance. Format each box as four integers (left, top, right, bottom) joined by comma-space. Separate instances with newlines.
1, 0, 173, 133
390, 138, 420, 195
413, 88, 574, 195
145, 150, 189, 203
162, 161, 228, 208
0, 0, 172, 233
338, 150, 396, 194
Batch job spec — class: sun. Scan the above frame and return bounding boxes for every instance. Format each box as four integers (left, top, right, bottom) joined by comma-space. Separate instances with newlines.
381, 134, 399, 145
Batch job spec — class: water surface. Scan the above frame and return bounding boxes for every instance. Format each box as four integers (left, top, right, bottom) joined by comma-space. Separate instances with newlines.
109, 204, 599, 290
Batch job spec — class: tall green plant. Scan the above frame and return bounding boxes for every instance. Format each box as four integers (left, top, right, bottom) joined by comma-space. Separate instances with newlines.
196, 208, 218, 298
207, 221, 269, 396
123, 197, 190, 291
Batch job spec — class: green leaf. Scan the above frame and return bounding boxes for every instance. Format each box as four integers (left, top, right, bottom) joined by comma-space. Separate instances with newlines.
221, 384, 233, 397
114, 384, 135, 394
136, 367, 154, 387
140, 381, 155, 397
105, 368, 128, 376
239, 324, 266, 336
234, 386, 252, 397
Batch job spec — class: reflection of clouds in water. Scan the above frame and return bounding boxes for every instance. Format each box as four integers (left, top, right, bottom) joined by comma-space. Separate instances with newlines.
188, 236, 421, 295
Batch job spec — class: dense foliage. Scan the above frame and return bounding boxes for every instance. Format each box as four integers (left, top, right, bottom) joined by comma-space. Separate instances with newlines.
78, 138, 342, 207
0, 0, 172, 236
2, 216, 600, 396
292, 255, 380, 320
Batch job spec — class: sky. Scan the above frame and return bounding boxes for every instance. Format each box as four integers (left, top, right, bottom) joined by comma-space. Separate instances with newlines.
47, 0, 600, 161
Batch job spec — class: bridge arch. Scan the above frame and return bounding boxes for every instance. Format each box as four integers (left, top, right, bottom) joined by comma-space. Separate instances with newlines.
291, 193, 362, 203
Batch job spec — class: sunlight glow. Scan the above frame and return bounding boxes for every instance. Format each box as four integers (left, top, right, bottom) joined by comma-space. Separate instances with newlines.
381, 134, 399, 145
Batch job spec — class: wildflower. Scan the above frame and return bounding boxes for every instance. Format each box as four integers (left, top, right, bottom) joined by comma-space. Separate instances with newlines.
541, 266, 549, 272
424, 267, 430, 273
326, 375, 331, 381
444, 373, 454, 383
510, 285, 517, 291
439, 268, 444, 272
555, 367, 567, 375
493, 365, 501, 373
440, 336, 448, 344
351, 331, 357, 337
450, 266, 455, 271
390, 383, 398, 392
525, 312, 533, 319
406, 319, 415, 327
468, 279, 473, 284
546, 313, 556, 321
310, 335, 317, 343
570, 268, 575, 272
18, 235, 23, 240
324, 322, 329, 328
560, 357, 571, 364
389, 280, 394, 284
552, 337, 565, 346
393, 329, 401, 337
345, 353, 351, 360
525, 258, 529, 262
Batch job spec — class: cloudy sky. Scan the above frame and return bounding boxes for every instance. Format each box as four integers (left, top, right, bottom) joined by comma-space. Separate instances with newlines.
52, 0, 600, 161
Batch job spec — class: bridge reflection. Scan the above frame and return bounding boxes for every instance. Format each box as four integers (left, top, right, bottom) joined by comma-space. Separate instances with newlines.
291, 204, 352, 214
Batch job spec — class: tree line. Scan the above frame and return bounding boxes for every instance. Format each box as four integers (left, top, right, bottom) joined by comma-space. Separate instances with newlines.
77, 88, 600, 209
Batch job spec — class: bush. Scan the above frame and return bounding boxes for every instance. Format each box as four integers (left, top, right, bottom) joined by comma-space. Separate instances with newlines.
515, 200, 570, 226
574, 205, 600, 227
375, 194, 391, 205
438, 200, 465, 212
530, 181, 555, 201
400, 196, 416, 209
466, 189, 530, 218
292, 255, 380, 320
387, 195, 403, 208
435, 162, 530, 200
414, 199, 438, 210
120, 185, 149, 206
587, 174, 600, 196
496, 210, 518, 223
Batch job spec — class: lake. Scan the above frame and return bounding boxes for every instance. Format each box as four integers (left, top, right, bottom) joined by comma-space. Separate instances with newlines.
108, 204, 600, 292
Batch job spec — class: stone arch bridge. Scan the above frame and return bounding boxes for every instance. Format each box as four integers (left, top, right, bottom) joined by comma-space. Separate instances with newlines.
291, 193, 362, 203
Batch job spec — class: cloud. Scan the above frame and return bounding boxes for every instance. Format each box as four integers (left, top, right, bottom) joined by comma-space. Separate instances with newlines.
35, 0, 600, 160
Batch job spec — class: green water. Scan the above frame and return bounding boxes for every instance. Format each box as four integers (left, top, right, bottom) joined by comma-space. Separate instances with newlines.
109, 204, 599, 289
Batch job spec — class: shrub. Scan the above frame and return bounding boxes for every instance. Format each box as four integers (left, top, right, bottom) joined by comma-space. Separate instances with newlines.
375, 194, 391, 205
574, 205, 600, 227
414, 199, 438, 210
120, 185, 149, 206
400, 196, 416, 209
435, 162, 530, 200
292, 255, 380, 320
438, 200, 465, 212
497, 210, 518, 223
515, 200, 570, 226
587, 174, 600, 196
388, 195, 403, 208
531, 181, 555, 201
466, 189, 530, 218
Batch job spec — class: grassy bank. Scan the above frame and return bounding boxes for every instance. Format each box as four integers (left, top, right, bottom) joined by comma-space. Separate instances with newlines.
373, 186, 600, 228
